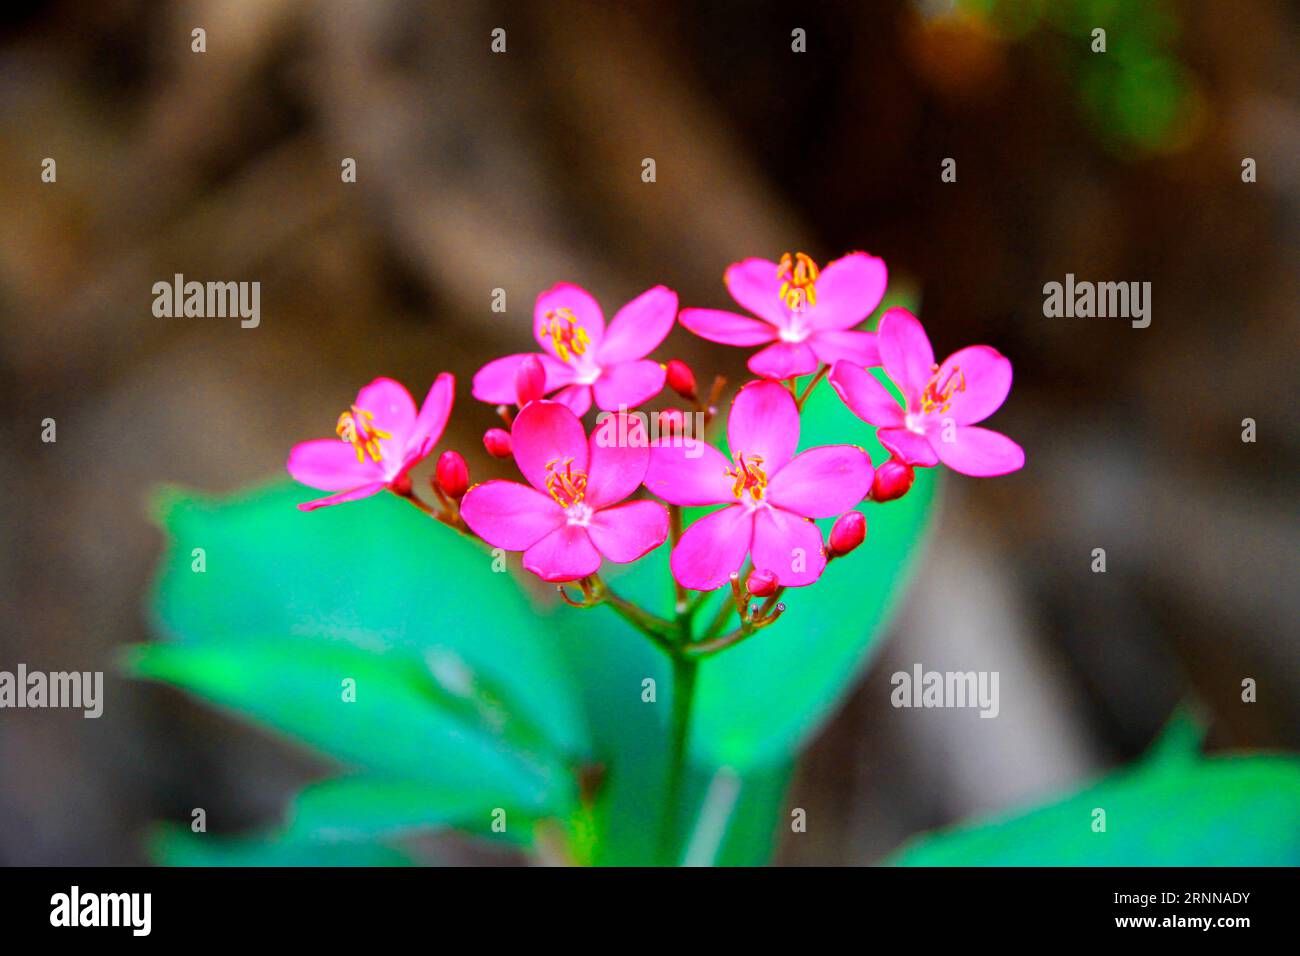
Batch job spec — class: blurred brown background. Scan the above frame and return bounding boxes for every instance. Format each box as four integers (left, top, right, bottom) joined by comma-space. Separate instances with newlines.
0, 0, 1296, 864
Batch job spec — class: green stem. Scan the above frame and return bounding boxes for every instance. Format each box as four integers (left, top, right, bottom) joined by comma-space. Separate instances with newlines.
597, 586, 676, 652
668, 505, 687, 615
701, 587, 741, 640
684, 624, 753, 658
660, 650, 698, 866
795, 363, 830, 410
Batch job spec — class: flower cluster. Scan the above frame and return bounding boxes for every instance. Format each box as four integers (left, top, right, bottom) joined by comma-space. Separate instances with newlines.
287, 251, 1022, 647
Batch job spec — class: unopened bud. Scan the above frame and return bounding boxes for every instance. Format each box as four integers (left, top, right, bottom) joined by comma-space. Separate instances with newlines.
746, 568, 780, 597
515, 355, 546, 406
664, 360, 697, 401
828, 511, 866, 556
435, 450, 469, 499
483, 428, 513, 459
870, 458, 915, 503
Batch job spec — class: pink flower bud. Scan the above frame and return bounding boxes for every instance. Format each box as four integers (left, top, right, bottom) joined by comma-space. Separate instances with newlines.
746, 568, 780, 597
435, 450, 469, 499
871, 458, 915, 503
483, 428, 513, 459
828, 511, 866, 556
515, 355, 546, 406
664, 359, 697, 401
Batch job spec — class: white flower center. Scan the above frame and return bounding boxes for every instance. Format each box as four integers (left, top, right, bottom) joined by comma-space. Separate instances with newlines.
565, 503, 594, 527
779, 322, 809, 344
573, 362, 602, 385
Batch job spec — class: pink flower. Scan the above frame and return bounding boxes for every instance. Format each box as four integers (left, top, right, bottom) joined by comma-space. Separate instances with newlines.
287, 375, 454, 511
472, 283, 677, 416
644, 380, 874, 591
460, 401, 668, 582
828, 308, 1024, 477
678, 251, 886, 380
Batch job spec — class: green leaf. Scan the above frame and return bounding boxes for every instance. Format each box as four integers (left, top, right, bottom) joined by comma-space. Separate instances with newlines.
284, 775, 533, 845
889, 746, 1300, 866
125, 638, 570, 818
149, 483, 590, 762
148, 824, 413, 867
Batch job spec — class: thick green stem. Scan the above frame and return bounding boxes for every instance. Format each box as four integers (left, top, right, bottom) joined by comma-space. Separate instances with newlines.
660, 650, 698, 866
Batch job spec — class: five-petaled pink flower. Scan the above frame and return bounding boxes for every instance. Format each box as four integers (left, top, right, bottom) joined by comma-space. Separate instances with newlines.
287, 375, 454, 511
644, 380, 874, 591
460, 401, 669, 582
472, 283, 677, 417
678, 251, 886, 380
828, 308, 1024, 477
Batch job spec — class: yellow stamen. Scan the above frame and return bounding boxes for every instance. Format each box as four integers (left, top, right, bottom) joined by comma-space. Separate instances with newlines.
544, 307, 591, 363
777, 252, 820, 312
724, 454, 768, 502
336, 405, 392, 463
545, 457, 588, 508
920, 364, 966, 415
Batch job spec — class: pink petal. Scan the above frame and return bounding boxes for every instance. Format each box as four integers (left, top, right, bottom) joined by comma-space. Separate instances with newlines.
723, 258, 789, 326
355, 377, 417, 441
678, 308, 778, 346
407, 373, 455, 460
747, 340, 819, 380
597, 286, 678, 365
511, 400, 589, 494
766, 446, 874, 518
585, 418, 650, 508
644, 441, 733, 506
928, 425, 1024, 477
551, 384, 593, 417
934, 345, 1013, 425
877, 427, 939, 467
669, 505, 753, 591
805, 252, 887, 331
809, 329, 880, 368
727, 380, 799, 474
460, 480, 565, 549
877, 308, 935, 406
828, 361, 904, 427
751, 507, 826, 587
592, 359, 666, 411
523, 524, 602, 582
297, 482, 387, 512
472, 353, 573, 405
287, 438, 384, 490
534, 283, 605, 358
587, 499, 669, 563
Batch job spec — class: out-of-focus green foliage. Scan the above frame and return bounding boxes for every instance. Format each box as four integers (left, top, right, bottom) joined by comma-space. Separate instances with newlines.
956, 0, 1200, 156
150, 827, 415, 867
889, 715, 1300, 866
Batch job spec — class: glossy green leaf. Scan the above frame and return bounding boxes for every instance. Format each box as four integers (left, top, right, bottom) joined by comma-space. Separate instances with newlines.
889, 740, 1300, 866
284, 775, 534, 845
149, 484, 590, 762
125, 638, 570, 818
